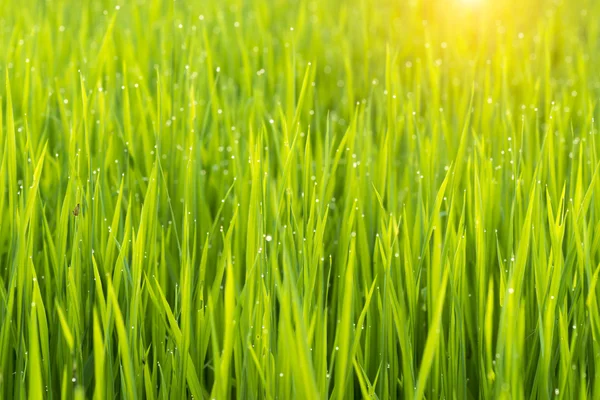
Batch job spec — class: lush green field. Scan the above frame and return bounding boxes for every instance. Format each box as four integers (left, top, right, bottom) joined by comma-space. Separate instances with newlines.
1, 0, 600, 398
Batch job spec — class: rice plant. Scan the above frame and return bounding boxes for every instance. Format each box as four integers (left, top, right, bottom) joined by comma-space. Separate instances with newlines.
1, 0, 600, 398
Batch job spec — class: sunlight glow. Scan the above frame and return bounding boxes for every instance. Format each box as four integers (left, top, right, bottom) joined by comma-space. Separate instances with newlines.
460, 0, 484, 5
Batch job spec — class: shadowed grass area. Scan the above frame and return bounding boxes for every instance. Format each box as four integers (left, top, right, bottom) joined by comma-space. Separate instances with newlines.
1, 0, 600, 398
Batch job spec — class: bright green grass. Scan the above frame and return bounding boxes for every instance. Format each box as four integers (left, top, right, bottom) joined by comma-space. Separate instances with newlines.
1, 0, 600, 398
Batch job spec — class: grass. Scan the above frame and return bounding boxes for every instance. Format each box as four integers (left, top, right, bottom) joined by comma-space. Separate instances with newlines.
1, 0, 600, 398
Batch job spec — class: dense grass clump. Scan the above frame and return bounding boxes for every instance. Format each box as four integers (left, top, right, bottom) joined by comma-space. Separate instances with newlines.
2, 0, 600, 398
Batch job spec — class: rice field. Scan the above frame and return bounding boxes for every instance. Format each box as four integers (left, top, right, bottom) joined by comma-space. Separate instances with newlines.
1, 0, 600, 398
